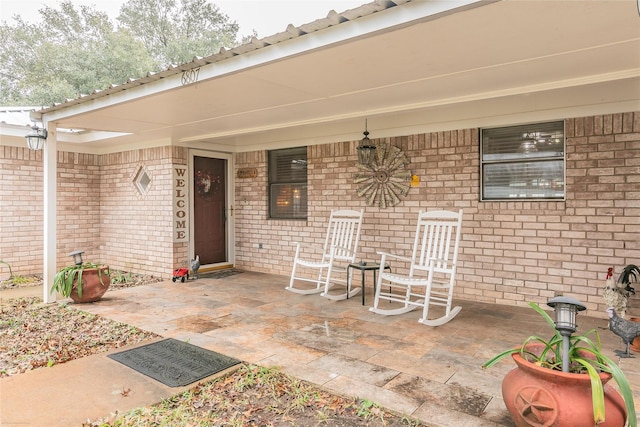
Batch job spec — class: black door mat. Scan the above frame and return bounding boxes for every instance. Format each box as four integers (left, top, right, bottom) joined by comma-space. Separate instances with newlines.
198, 269, 244, 279
108, 338, 240, 387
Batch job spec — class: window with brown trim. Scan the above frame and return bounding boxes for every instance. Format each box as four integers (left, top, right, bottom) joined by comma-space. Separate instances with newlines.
268, 147, 308, 219
481, 121, 565, 200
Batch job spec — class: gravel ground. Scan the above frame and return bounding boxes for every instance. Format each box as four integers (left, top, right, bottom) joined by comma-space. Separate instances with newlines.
0, 271, 163, 291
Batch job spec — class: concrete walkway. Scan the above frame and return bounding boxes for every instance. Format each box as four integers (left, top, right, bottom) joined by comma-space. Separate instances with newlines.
1, 271, 639, 426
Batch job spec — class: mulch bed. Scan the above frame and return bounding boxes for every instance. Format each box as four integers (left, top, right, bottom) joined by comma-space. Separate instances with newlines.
0, 296, 159, 377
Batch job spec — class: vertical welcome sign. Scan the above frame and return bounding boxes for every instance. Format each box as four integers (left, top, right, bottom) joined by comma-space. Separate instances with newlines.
173, 166, 188, 242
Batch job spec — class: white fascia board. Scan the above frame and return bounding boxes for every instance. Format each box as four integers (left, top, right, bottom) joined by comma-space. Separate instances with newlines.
0, 123, 130, 145
58, 137, 173, 155
40, 0, 486, 124
0, 123, 32, 138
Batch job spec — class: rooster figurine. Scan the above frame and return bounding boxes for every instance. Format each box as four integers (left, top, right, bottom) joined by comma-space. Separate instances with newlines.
607, 307, 640, 358
603, 267, 629, 318
190, 255, 200, 280
618, 264, 639, 299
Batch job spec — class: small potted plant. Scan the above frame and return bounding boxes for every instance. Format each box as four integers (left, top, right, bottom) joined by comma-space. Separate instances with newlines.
51, 251, 110, 303
483, 300, 636, 427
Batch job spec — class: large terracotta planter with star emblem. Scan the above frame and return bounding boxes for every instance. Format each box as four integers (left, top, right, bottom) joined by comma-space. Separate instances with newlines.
502, 343, 626, 427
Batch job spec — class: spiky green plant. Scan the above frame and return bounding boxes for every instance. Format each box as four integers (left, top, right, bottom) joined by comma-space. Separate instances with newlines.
482, 302, 636, 427
0, 260, 14, 278
51, 262, 109, 298
110, 270, 132, 285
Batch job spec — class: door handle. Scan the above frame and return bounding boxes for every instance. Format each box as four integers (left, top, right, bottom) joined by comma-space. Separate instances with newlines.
224, 205, 234, 220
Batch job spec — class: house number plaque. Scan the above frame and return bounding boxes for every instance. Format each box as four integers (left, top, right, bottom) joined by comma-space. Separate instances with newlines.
181, 68, 200, 86
237, 168, 258, 178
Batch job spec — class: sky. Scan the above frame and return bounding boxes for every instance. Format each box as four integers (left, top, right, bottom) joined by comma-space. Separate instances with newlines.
0, 0, 366, 38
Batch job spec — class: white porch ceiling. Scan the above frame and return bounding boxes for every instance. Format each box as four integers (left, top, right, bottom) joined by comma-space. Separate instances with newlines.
36, 0, 640, 153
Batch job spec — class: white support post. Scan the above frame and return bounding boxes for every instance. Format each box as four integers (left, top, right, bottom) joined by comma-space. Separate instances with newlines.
42, 123, 57, 303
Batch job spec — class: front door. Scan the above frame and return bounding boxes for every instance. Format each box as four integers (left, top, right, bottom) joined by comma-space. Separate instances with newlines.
193, 156, 227, 265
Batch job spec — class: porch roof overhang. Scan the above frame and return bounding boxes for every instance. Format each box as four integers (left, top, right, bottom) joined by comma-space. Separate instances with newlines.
30, 0, 640, 154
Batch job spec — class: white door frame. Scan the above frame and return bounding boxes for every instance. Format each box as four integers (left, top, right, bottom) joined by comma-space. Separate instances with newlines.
188, 149, 235, 269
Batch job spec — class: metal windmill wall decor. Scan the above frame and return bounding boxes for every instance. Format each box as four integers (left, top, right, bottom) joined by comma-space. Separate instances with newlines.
354, 141, 411, 208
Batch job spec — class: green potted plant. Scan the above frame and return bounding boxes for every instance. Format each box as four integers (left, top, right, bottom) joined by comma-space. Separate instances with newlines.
483, 301, 636, 427
52, 262, 111, 303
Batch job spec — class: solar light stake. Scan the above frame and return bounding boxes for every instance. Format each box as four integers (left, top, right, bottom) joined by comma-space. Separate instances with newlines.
547, 296, 586, 372
68, 250, 84, 266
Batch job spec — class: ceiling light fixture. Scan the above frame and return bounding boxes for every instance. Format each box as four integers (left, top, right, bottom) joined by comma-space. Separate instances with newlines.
357, 119, 376, 166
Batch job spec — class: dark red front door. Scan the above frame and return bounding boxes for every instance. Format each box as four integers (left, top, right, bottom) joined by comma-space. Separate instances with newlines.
193, 156, 226, 265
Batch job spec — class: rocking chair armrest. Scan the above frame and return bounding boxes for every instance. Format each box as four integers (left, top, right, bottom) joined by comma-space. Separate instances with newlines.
376, 251, 412, 263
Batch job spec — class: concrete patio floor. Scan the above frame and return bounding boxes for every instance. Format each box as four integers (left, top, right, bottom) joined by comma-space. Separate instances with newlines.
3, 270, 640, 426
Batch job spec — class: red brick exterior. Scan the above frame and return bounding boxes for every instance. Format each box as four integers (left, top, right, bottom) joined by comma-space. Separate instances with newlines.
1, 112, 638, 316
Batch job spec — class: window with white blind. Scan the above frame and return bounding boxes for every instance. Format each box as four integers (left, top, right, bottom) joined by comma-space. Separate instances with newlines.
481, 121, 565, 200
268, 147, 308, 219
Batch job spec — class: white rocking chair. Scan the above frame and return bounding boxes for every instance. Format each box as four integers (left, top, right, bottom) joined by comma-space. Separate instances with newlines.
370, 209, 463, 326
286, 209, 364, 300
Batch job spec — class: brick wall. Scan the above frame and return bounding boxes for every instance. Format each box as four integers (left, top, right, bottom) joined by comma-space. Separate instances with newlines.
2, 112, 638, 317
0, 147, 44, 274
0, 145, 186, 279
57, 151, 102, 265
563, 113, 640, 312
0, 148, 104, 273
99, 146, 187, 278
234, 112, 640, 316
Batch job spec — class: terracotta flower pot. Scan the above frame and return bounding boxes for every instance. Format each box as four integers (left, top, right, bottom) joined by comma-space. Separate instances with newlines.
69, 266, 111, 303
502, 344, 627, 427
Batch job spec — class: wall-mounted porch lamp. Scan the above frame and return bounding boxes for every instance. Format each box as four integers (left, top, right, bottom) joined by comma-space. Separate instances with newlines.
68, 250, 85, 266
25, 124, 48, 150
356, 119, 376, 166
547, 295, 586, 372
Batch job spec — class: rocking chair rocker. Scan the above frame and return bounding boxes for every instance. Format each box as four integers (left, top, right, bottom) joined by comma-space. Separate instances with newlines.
370, 209, 463, 326
286, 209, 364, 300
